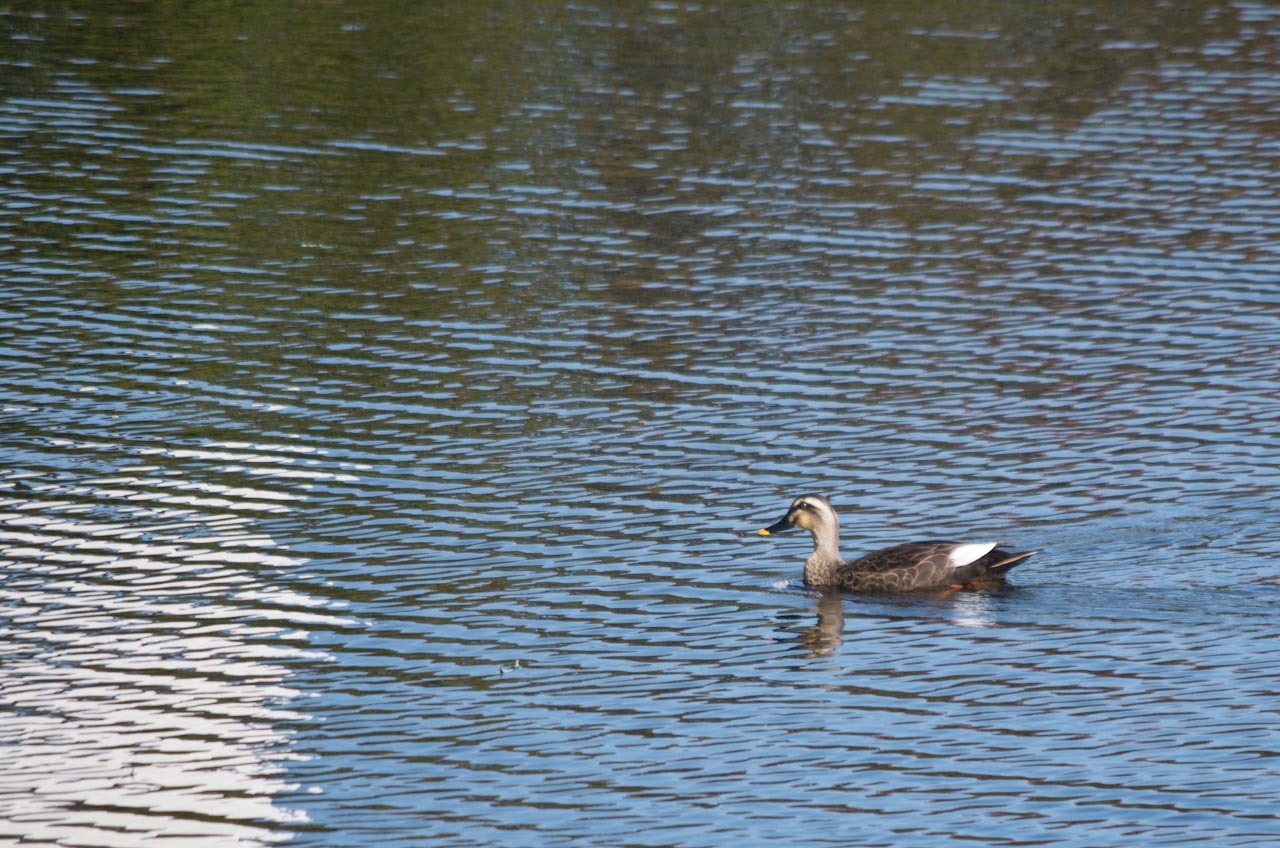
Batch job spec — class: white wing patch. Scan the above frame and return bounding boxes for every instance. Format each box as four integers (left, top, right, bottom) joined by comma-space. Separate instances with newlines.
947, 542, 998, 569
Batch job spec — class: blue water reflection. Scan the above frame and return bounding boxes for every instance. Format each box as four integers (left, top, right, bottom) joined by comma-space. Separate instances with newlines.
5, 1, 1280, 846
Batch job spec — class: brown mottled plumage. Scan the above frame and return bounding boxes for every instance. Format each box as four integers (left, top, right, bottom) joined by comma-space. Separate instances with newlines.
757, 494, 1036, 592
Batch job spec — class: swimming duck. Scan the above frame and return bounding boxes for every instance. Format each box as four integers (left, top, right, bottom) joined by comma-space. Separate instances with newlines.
758, 494, 1036, 592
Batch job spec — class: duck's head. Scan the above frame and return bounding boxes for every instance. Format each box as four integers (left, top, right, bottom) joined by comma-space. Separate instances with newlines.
757, 494, 839, 537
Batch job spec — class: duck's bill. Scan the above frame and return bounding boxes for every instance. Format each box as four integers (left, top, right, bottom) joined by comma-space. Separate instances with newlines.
757, 516, 793, 536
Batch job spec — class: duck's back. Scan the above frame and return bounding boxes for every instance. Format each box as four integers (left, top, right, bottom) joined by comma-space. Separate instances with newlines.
835, 541, 1036, 592
836, 541, 960, 592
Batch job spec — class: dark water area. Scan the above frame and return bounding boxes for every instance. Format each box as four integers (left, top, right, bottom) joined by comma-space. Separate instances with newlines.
4, 2, 1280, 846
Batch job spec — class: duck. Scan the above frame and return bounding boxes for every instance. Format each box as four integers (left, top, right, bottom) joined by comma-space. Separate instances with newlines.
758, 494, 1036, 592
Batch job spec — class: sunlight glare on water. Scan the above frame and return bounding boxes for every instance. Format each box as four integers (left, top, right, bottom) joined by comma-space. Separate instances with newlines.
0, 443, 352, 845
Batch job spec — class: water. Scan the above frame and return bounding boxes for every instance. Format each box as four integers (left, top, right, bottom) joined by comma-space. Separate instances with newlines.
4, 2, 1280, 846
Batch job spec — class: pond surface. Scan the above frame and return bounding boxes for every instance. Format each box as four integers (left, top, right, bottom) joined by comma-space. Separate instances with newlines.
4, 2, 1280, 846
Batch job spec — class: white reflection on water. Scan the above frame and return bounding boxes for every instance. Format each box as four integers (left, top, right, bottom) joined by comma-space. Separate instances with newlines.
0, 444, 347, 847
949, 588, 999, 629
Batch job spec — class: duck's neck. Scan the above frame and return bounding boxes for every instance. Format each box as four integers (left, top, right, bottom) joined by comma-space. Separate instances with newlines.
803, 531, 843, 588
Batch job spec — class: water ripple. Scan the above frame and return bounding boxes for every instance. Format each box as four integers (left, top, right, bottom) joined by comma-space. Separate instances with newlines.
6, 3, 1280, 847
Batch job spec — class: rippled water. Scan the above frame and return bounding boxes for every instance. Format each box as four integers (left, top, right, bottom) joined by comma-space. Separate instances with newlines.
4, 2, 1280, 846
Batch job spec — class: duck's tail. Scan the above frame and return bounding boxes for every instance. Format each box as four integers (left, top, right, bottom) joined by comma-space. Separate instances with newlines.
954, 547, 1037, 585
985, 548, 1037, 575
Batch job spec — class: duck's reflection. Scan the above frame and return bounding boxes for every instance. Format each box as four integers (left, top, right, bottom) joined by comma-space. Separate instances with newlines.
794, 584, 1009, 656
798, 591, 846, 656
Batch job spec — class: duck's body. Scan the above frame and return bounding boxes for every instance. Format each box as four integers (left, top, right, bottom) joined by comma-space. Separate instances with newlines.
758, 494, 1036, 592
